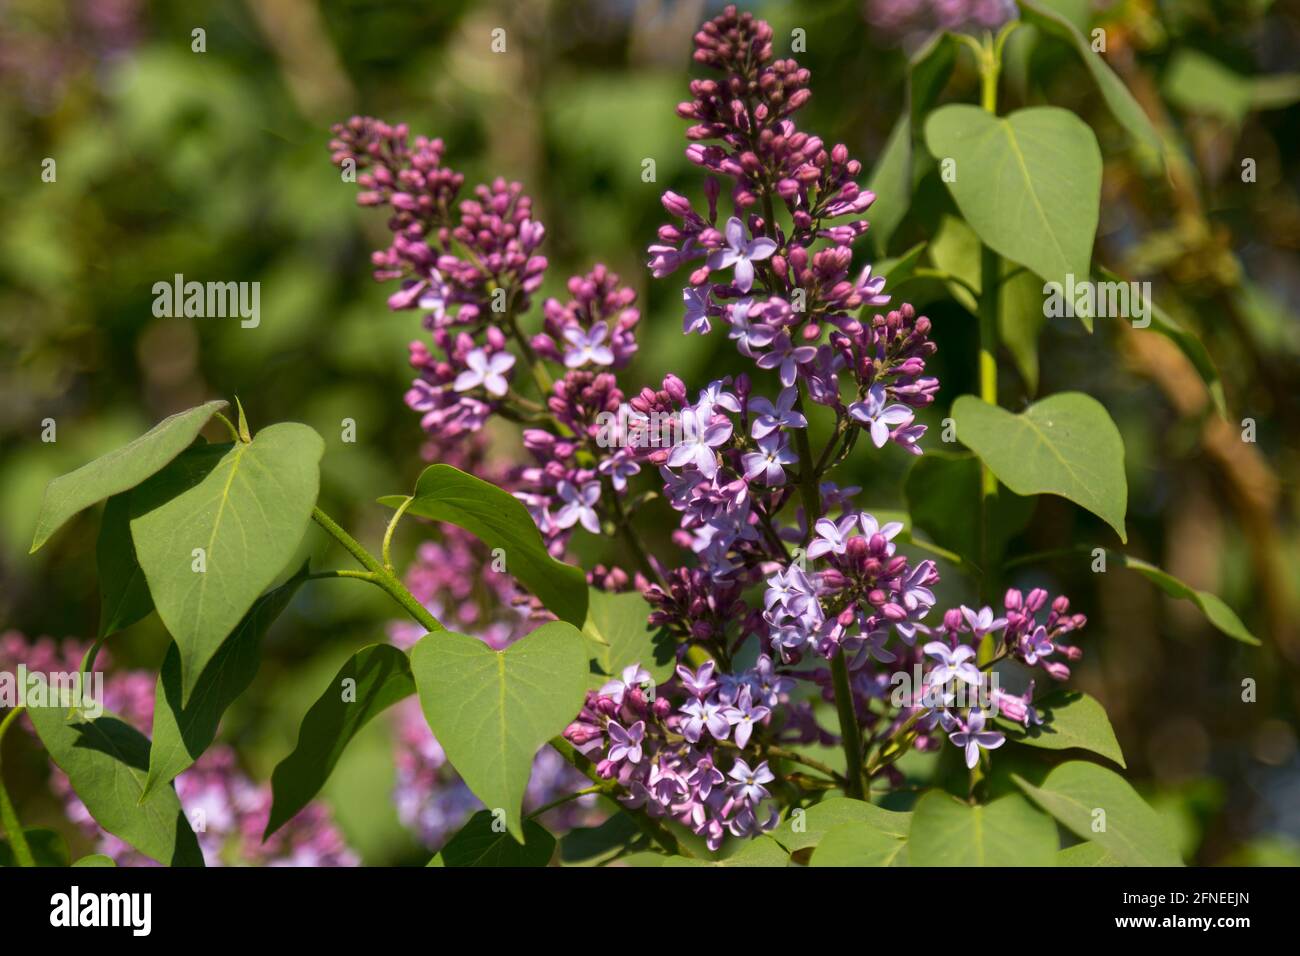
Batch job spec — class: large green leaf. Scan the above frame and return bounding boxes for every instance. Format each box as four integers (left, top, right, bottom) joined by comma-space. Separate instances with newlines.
96, 495, 155, 638
905, 451, 1034, 569
428, 810, 555, 867
26, 706, 204, 866
265, 643, 415, 838
379, 464, 587, 626
581, 587, 675, 688
1013, 761, 1183, 866
809, 821, 908, 867
145, 566, 307, 798
411, 621, 589, 842
1163, 50, 1300, 126
997, 689, 1126, 767
1019, 0, 1164, 164
663, 835, 790, 867
952, 393, 1127, 541
769, 797, 911, 853
925, 105, 1101, 296
30, 400, 228, 552
129, 422, 323, 701
1106, 552, 1259, 646
908, 791, 1058, 866
1058, 841, 1121, 866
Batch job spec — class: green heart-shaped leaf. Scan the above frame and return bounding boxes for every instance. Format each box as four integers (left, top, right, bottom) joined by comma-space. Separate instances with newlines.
30, 400, 228, 553
953, 393, 1127, 541
908, 791, 1058, 867
26, 707, 204, 867
380, 464, 587, 626
925, 105, 1101, 299
411, 621, 590, 841
129, 422, 323, 701
1013, 761, 1183, 866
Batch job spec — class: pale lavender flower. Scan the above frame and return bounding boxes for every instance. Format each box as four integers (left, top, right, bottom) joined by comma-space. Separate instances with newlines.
848, 383, 915, 448
680, 698, 731, 742
807, 513, 860, 559
748, 386, 807, 440
606, 720, 646, 764
742, 433, 796, 485
667, 407, 732, 479
554, 480, 602, 534
757, 332, 818, 387
676, 661, 718, 698
453, 348, 515, 397
726, 758, 775, 804
723, 687, 771, 749
707, 217, 777, 293
726, 299, 777, 356
960, 605, 1008, 638
948, 708, 1005, 769
1019, 625, 1055, 665
924, 641, 981, 687
563, 321, 615, 367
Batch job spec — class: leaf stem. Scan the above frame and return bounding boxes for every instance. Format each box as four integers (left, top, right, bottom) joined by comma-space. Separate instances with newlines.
310, 507, 443, 633
213, 412, 242, 443
381, 496, 413, 572
976, 30, 1002, 604
830, 653, 866, 799
526, 785, 602, 820
0, 706, 34, 867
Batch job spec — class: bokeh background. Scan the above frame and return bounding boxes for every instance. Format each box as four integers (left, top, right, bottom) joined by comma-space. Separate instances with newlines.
1, 0, 1298, 865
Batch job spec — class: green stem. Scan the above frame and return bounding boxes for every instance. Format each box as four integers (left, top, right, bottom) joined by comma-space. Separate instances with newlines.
0, 707, 34, 867
976, 31, 1002, 605
213, 412, 242, 443
381, 497, 413, 572
830, 654, 866, 799
310, 507, 443, 633
527, 785, 601, 820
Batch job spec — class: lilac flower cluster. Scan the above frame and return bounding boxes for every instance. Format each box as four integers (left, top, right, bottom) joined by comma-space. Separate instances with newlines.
334, 4, 1092, 850
0, 632, 356, 866
564, 659, 798, 850
865, 0, 1018, 45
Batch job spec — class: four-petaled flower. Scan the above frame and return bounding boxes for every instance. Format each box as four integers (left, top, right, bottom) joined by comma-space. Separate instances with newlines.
948, 708, 1005, 769
807, 513, 860, 559
1019, 625, 1054, 665
454, 348, 515, 397
606, 720, 646, 765
723, 687, 771, 749
748, 386, 807, 440
563, 321, 615, 367
680, 698, 731, 743
707, 217, 777, 293
923, 641, 981, 687
741, 433, 796, 485
668, 406, 733, 479
757, 332, 817, 387
726, 758, 775, 803
554, 480, 602, 534
960, 605, 1008, 637
848, 383, 916, 448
